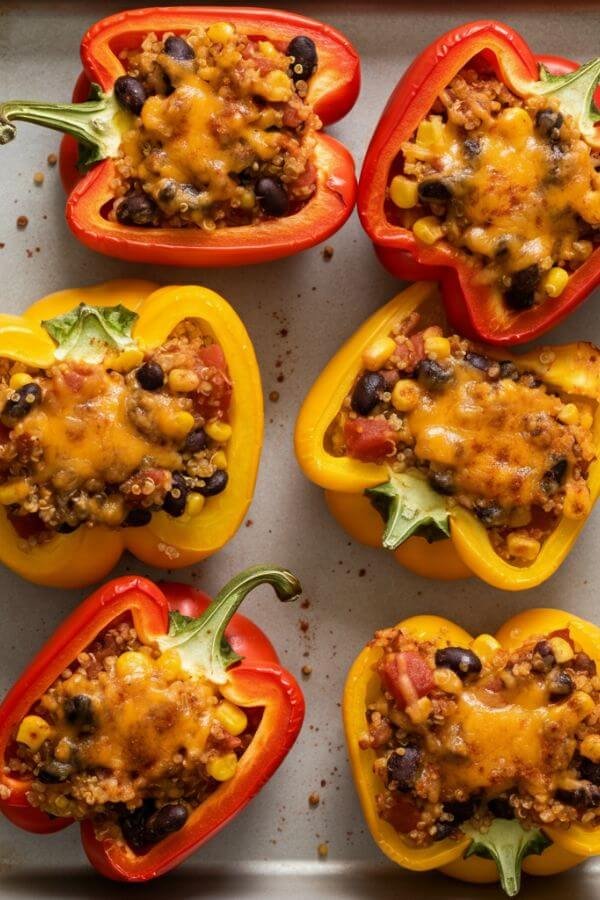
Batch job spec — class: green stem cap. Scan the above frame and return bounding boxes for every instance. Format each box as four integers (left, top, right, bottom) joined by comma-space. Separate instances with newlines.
366, 470, 450, 550
0, 83, 126, 167
463, 819, 552, 897
157, 565, 302, 684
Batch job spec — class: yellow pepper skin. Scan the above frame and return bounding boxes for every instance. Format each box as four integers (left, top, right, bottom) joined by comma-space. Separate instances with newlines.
343, 609, 600, 889
0, 280, 263, 588
294, 283, 600, 590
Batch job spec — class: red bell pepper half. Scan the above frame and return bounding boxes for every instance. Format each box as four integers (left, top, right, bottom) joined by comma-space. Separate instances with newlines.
358, 20, 600, 345
0, 7, 360, 267
0, 567, 305, 881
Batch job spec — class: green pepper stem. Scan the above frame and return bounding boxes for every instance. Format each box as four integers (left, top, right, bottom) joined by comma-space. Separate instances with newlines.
463, 820, 552, 897
0, 84, 125, 166
366, 471, 450, 550
157, 566, 302, 683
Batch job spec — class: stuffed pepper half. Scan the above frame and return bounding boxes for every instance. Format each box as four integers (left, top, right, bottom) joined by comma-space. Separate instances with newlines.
344, 608, 600, 896
0, 280, 262, 587
0, 7, 359, 266
358, 20, 600, 344
294, 282, 600, 589
0, 567, 304, 881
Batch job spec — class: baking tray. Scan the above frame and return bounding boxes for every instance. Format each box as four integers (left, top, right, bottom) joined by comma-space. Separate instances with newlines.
0, 1, 599, 897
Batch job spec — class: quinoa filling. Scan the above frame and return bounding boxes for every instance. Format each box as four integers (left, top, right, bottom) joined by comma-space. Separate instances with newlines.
113, 24, 321, 229
7, 622, 254, 854
327, 312, 596, 564
388, 67, 600, 310
0, 318, 232, 537
360, 625, 600, 847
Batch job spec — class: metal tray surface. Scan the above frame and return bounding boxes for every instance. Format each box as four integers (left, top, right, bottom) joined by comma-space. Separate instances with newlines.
0, 2, 599, 897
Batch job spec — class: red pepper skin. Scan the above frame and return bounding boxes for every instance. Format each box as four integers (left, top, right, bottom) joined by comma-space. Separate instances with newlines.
358, 20, 600, 345
59, 6, 360, 267
0, 576, 304, 881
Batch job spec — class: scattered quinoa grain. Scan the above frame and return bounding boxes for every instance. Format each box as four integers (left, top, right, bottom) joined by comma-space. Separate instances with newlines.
33, 172, 44, 186
16, 216, 28, 230
302, 665, 312, 677
47, 153, 58, 166
269, 390, 280, 403
317, 842, 329, 858
322, 245, 334, 260
309, 792, 320, 807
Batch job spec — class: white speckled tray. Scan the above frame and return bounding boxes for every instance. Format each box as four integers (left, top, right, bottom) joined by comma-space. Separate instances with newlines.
0, 2, 599, 897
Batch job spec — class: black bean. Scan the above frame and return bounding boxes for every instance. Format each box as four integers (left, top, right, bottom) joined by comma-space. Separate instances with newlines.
443, 797, 478, 824
578, 755, 600, 786
158, 180, 178, 202
498, 360, 519, 381
555, 785, 600, 809
117, 193, 157, 227
57, 522, 79, 534
386, 747, 421, 792
184, 428, 207, 454
541, 458, 568, 494
531, 640, 555, 673
435, 646, 482, 679
475, 503, 504, 526
572, 652, 597, 676
38, 761, 72, 783
504, 264, 541, 310
64, 694, 94, 727
2, 383, 42, 421
197, 470, 228, 497
463, 137, 481, 158
464, 351, 492, 373
164, 35, 195, 61
418, 358, 454, 388
547, 669, 574, 701
163, 474, 188, 518
433, 820, 457, 841
120, 801, 155, 854
351, 372, 384, 415
114, 76, 147, 115
417, 179, 453, 203
123, 508, 153, 528
487, 796, 515, 820
287, 36, 318, 82
255, 177, 289, 217
535, 108, 563, 140
145, 803, 189, 842
428, 470, 455, 496
135, 361, 164, 391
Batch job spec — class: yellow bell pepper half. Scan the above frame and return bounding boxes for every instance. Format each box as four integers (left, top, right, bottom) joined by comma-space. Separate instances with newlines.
294, 282, 600, 590
344, 608, 600, 894
0, 280, 263, 587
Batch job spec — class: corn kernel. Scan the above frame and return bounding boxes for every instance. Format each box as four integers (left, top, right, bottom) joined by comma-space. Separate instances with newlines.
240, 188, 255, 210
389, 175, 418, 209
107, 348, 144, 373
0, 479, 30, 506
206, 21, 236, 43
207, 751, 238, 781
168, 368, 200, 393
542, 267, 569, 298
16, 715, 51, 751
258, 40, 279, 59
572, 690, 596, 721
9, 372, 33, 390
463, 226, 496, 257
548, 636, 574, 664
156, 648, 184, 682
160, 410, 195, 441
581, 734, 600, 763
416, 116, 445, 152
433, 668, 463, 694
424, 335, 451, 359
116, 650, 153, 679
215, 700, 248, 736
391, 379, 421, 413
205, 421, 232, 443
211, 450, 228, 470
186, 493, 205, 517
508, 506, 532, 528
413, 216, 444, 245
406, 696, 432, 724
557, 403, 579, 426
259, 69, 293, 102
580, 410, 594, 430
506, 532, 541, 561
470, 634, 502, 665
563, 482, 592, 520
362, 337, 396, 371
497, 106, 533, 144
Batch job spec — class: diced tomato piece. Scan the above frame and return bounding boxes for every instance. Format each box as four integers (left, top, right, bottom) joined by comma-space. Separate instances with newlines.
195, 345, 232, 418
380, 651, 434, 709
344, 418, 397, 463
198, 344, 228, 372
383, 796, 421, 834
8, 513, 46, 539
61, 368, 85, 392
